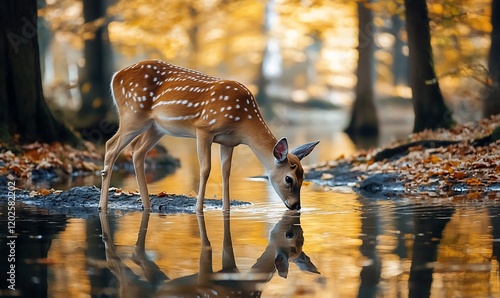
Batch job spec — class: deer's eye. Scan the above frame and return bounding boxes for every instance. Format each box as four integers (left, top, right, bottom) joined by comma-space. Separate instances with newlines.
285, 176, 293, 185
285, 230, 295, 239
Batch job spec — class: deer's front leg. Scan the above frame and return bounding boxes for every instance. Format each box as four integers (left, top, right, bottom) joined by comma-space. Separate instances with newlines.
196, 131, 213, 212
130, 127, 163, 210
100, 127, 142, 211
220, 145, 234, 211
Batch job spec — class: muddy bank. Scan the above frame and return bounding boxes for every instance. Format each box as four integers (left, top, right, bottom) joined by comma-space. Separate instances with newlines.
306, 162, 500, 200
0, 176, 250, 216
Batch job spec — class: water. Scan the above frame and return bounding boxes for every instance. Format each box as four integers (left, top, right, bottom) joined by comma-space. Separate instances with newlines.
1, 118, 500, 297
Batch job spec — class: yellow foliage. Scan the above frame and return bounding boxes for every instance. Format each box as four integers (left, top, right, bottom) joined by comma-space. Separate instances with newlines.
40, 0, 494, 106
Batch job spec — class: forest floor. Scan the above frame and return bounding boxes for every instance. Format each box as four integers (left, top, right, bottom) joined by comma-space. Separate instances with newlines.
0, 114, 499, 213
306, 114, 500, 200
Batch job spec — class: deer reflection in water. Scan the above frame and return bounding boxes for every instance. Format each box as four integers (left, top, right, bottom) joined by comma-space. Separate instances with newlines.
99, 211, 320, 297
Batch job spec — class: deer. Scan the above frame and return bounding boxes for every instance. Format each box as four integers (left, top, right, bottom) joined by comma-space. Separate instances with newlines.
98, 210, 320, 297
99, 59, 319, 212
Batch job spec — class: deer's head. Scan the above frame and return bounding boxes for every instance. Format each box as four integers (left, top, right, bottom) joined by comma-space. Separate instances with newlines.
270, 138, 319, 210
269, 210, 320, 278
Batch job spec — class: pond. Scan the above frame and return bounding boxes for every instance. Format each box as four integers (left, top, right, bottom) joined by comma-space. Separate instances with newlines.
1, 116, 500, 297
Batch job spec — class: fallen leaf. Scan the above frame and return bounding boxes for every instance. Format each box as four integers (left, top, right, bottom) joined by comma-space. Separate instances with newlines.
321, 173, 334, 180
157, 191, 168, 197
452, 171, 467, 179
466, 177, 481, 185
38, 188, 53, 196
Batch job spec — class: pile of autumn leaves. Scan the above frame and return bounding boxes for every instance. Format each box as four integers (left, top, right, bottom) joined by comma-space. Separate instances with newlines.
0, 141, 102, 181
312, 114, 500, 199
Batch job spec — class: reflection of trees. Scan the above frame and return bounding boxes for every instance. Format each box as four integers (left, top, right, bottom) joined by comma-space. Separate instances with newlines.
408, 205, 454, 298
357, 197, 500, 297
490, 206, 500, 272
357, 197, 381, 298
0, 206, 67, 296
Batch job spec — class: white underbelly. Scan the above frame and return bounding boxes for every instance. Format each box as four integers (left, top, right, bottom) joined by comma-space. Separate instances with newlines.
153, 121, 196, 138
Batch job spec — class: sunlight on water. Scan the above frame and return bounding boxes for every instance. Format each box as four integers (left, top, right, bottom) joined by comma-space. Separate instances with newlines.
39, 189, 500, 297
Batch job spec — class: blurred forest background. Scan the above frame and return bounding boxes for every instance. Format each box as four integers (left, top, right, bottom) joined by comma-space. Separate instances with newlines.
0, 0, 498, 148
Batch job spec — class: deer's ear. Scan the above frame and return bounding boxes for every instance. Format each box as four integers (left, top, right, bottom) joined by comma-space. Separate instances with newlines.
275, 251, 290, 278
290, 141, 320, 160
273, 138, 289, 163
293, 252, 320, 274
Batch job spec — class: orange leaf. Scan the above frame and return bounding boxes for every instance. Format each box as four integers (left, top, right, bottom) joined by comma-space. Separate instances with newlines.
466, 192, 481, 200
39, 188, 53, 196
452, 171, 467, 179
466, 177, 481, 185
427, 155, 442, 164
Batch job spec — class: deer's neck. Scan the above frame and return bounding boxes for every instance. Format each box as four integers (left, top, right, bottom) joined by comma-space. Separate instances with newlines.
245, 126, 278, 173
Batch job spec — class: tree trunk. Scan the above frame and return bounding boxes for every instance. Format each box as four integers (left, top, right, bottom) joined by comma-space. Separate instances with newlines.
404, 0, 454, 132
345, 1, 379, 136
391, 12, 408, 88
484, 0, 500, 117
187, 3, 200, 69
255, 45, 274, 120
0, 1, 79, 147
77, 0, 114, 130
255, 0, 278, 120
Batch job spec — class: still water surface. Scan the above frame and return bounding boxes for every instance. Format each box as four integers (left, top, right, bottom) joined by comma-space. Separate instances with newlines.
1, 121, 500, 297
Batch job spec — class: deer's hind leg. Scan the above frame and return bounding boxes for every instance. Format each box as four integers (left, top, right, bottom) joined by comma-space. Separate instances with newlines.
220, 145, 234, 211
195, 129, 214, 212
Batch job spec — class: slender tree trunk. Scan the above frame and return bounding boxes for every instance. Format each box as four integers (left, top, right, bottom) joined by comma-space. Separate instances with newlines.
255, 45, 274, 120
404, 0, 454, 132
391, 12, 408, 88
77, 0, 113, 130
0, 1, 78, 147
255, 0, 278, 120
345, 1, 379, 136
187, 4, 200, 69
484, 0, 500, 117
